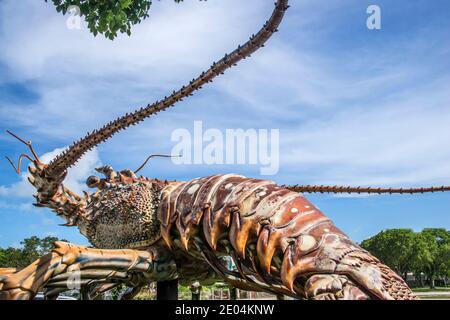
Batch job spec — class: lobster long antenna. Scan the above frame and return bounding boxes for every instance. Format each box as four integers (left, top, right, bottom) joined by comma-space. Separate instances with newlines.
283, 184, 450, 195
134, 154, 181, 174
45, 0, 290, 178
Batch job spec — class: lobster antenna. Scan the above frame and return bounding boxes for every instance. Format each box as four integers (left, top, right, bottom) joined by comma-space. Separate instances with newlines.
44, 0, 290, 178
283, 184, 450, 195
134, 154, 181, 174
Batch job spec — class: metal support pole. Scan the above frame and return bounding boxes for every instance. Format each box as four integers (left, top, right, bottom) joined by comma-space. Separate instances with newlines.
157, 280, 178, 300
230, 287, 237, 300
80, 287, 91, 300
190, 282, 202, 300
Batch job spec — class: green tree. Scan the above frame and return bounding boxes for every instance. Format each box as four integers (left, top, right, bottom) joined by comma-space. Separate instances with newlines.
361, 228, 450, 288
44, 0, 187, 40
408, 233, 431, 287
20, 236, 42, 267
361, 229, 418, 280
416, 228, 450, 288
0, 247, 24, 269
0, 250, 6, 266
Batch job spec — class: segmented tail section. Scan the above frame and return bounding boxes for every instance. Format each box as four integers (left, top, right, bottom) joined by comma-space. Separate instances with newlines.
46, 0, 290, 178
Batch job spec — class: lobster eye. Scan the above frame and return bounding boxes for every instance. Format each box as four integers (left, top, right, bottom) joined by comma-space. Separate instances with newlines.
86, 176, 101, 188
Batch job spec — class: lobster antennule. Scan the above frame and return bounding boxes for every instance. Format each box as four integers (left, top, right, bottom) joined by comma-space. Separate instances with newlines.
44, 0, 290, 178
4, 130, 43, 174
5, 154, 35, 174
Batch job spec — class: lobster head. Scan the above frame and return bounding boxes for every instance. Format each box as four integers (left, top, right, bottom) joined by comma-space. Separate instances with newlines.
80, 164, 167, 249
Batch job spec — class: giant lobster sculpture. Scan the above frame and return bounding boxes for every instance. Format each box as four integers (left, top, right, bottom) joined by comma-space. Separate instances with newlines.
0, 0, 448, 300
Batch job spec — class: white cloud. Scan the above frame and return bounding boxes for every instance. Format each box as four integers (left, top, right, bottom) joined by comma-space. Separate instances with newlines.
0, 0, 267, 79
0, 0, 274, 141
276, 76, 450, 187
0, 0, 449, 192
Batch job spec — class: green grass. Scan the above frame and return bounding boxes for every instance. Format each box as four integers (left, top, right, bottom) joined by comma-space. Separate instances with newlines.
412, 287, 450, 293
420, 295, 450, 300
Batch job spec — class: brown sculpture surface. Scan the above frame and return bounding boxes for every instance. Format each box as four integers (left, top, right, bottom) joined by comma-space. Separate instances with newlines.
0, 0, 447, 300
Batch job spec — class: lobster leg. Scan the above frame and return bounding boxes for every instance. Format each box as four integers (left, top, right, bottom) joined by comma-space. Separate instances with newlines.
42, 283, 122, 300
0, 242, 177, 300
304, 274, 370, 300
0, 268, 17, 277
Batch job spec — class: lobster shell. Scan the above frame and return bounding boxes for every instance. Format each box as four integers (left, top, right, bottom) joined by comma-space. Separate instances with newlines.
157, 174, 417, 299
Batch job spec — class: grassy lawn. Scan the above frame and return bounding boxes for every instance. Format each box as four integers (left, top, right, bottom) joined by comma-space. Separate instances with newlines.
412, 287, 450, 293
420, 295, 450, 300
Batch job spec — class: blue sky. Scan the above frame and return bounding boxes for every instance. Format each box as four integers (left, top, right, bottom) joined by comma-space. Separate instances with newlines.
0, 0, 449, 248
